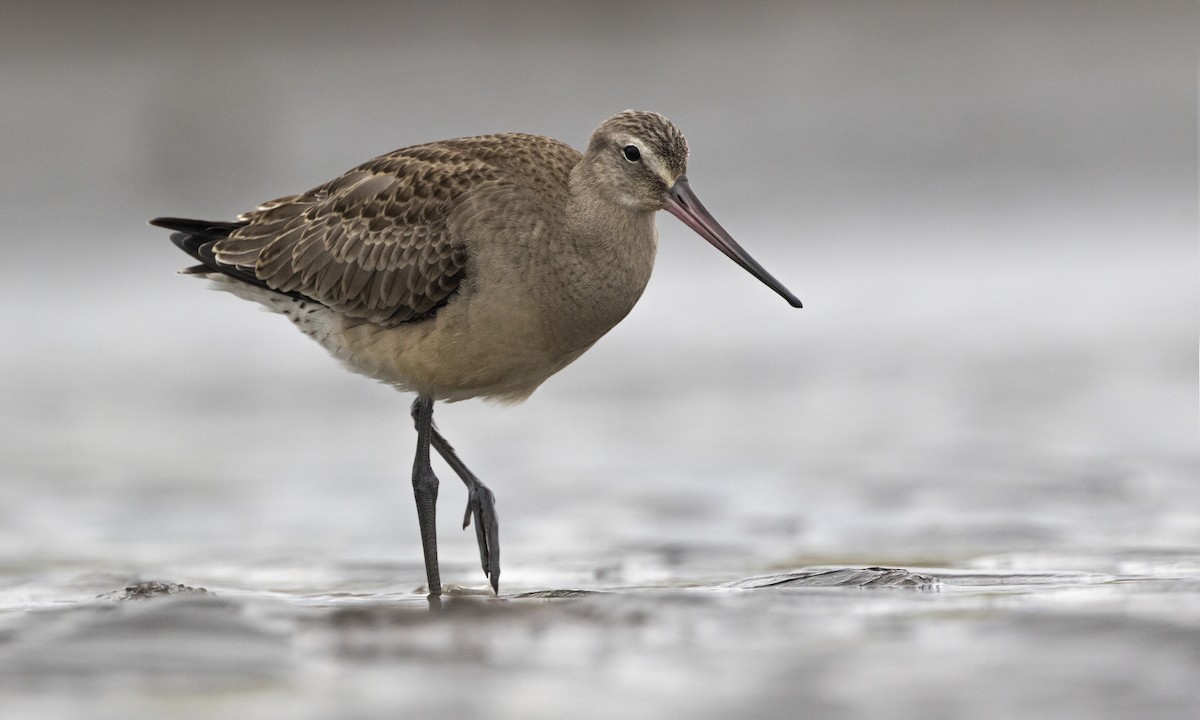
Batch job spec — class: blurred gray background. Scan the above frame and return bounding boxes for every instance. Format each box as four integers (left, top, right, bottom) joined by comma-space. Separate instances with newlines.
0, 3, 1198, 716
1, 0, 1195, 570
1, 0, 1195, 569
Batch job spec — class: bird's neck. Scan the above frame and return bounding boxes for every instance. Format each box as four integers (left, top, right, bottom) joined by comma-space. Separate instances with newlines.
564, 160, 658, 258
539, 170, 659, 350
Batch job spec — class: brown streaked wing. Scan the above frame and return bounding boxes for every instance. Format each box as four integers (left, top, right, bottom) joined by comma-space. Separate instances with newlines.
211, 134, 581, 326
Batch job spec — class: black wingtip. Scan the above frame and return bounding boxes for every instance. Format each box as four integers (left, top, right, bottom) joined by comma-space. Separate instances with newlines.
150, 216, 244, 234
151, 216, 242, 271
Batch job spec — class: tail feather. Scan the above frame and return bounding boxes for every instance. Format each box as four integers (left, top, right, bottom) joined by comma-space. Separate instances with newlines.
150, 216, 243, 268
150, 215, 310, 302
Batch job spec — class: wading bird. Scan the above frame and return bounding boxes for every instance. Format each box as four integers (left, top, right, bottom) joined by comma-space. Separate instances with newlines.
152, 110, 801, 597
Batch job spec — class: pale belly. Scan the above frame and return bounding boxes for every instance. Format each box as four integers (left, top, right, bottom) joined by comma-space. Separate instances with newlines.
311, 287, 615, 404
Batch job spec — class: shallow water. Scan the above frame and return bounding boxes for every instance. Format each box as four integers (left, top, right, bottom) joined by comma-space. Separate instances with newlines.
1, 555, 1198, 720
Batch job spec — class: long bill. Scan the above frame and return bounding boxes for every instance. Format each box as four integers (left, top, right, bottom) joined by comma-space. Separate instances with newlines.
664, 176, 802, 308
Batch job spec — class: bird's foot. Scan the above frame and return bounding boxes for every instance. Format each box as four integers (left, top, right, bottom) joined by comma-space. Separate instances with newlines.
463, 484, 499, 594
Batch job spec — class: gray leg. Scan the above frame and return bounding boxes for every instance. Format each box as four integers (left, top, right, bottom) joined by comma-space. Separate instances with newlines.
410, 400, 501, 595
432, 427, 500, 594
410, 395, 442, 596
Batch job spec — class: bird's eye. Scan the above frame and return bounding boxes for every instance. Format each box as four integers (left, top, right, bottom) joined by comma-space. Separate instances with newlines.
622, 145, 641, 162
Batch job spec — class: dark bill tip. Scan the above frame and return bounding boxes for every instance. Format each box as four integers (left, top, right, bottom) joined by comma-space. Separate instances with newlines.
664, 177, 802, 308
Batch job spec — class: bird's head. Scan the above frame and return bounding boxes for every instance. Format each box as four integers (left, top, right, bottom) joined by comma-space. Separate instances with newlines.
582, 110, 802, 308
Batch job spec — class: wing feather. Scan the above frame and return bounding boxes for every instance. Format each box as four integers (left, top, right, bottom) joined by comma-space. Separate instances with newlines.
209, 133, 581, 326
